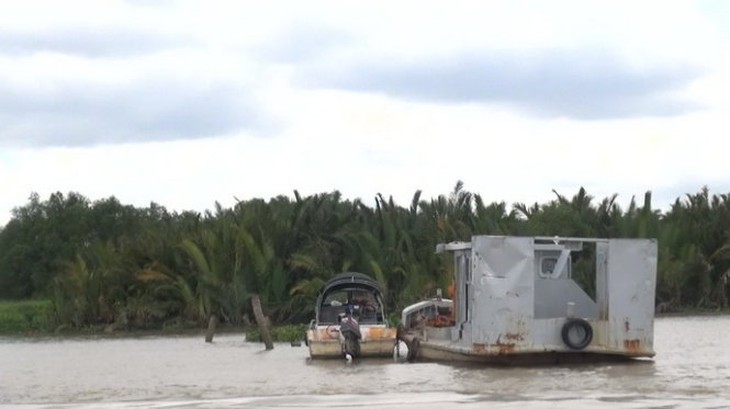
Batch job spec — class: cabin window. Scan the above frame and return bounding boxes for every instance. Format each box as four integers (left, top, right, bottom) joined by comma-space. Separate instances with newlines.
324, 292, 347, 306
540, 257, 559, 278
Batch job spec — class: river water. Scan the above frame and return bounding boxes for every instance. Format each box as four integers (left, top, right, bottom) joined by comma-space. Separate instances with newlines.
1, 315, 729, 408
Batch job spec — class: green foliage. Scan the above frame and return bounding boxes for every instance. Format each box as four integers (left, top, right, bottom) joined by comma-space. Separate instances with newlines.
1, 184, 729, 333
0, 300, 53, 334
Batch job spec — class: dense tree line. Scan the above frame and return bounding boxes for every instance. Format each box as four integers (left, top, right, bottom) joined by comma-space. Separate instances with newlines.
0, 183, 728, 330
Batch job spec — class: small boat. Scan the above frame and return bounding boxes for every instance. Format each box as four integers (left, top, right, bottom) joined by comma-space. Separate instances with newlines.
306, 272, 397, 359
398, 235, 658, 365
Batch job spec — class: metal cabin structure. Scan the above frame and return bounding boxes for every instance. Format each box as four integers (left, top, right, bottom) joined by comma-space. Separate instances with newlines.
401, 235, 658, 364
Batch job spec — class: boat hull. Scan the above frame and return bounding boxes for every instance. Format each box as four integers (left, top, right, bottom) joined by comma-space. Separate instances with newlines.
414, 338, 653, 365
307, 325, 397, 359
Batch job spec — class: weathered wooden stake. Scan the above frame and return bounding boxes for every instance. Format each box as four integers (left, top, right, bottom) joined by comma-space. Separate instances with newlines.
205, 314, 218, 343
251, 294, 274, 350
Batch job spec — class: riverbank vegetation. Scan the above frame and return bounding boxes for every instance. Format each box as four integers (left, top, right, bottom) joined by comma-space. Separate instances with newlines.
0, 183, 728, 335
0, 300, 52, 334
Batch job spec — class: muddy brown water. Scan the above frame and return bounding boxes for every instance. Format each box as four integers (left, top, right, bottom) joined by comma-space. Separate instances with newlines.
1, 315, 729, 408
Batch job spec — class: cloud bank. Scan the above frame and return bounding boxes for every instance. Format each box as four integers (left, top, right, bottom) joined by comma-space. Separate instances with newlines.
303, 48, 702, 119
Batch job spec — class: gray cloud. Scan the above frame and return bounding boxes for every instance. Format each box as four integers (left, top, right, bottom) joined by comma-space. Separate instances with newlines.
0, 78, 266, 147
303, 48, 702, 119
0, 27, 183, 57
253, 24, 356, 64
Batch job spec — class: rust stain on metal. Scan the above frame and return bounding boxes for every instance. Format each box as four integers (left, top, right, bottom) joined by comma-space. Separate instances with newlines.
489, 335, 516, 355
624, 339, 641, 352
504, 332, 525, 342
320, 326, 339, 340
368, 327, 384, 338
491, 341, 516, 355
473, 343, 486, 352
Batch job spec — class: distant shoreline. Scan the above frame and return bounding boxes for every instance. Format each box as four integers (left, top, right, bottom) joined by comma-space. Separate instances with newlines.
656, 308, 730, 318
2, 298, 728, 338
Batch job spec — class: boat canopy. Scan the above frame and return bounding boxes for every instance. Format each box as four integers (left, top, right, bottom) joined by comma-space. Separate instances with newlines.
319, 272, 383, 296
315, 272, 386, 325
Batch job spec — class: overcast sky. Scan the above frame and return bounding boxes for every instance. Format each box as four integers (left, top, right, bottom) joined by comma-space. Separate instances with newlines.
1, 0, 729, 226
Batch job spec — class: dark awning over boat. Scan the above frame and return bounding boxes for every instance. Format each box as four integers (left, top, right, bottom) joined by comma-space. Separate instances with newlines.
314, 272, 387, 324
320, 272, 383, 296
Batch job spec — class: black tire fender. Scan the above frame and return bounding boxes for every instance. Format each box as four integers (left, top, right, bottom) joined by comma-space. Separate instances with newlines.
561, 318, 593, 350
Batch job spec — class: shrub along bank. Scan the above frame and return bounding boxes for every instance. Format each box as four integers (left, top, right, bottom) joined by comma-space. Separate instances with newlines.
0, 300, 53, 334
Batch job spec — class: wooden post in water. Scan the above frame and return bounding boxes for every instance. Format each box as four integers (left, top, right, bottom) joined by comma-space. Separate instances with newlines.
205, 314, 218, 343
251, 294, 274, 350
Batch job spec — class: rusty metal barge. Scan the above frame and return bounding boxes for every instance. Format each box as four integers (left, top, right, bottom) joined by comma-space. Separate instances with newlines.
398, 236, 658, 365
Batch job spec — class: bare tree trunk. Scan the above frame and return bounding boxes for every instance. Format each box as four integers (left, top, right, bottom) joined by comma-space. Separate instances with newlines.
205, 314, 218, 343
251, 294, 274, 350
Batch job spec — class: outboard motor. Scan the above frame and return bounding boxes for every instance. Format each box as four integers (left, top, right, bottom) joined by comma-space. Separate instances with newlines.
338, 305, 361, 362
